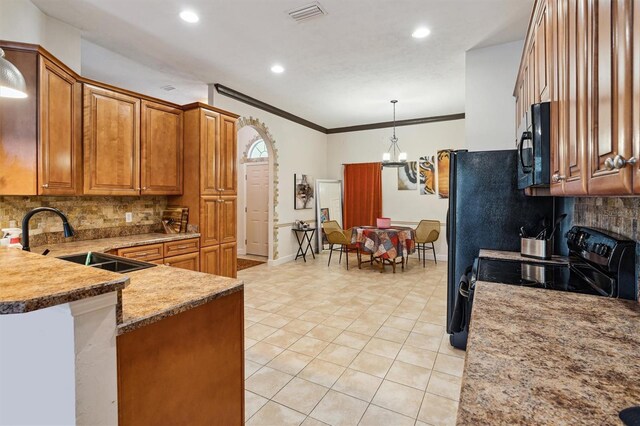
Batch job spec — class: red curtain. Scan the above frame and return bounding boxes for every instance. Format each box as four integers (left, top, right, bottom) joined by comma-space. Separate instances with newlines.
343, 162, 382, 229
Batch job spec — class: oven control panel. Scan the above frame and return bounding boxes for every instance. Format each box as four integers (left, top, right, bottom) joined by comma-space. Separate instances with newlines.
566, 226, 633, 271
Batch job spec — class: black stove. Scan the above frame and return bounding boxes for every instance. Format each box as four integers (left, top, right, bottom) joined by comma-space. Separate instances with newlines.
474, 226, 637, 299
449, 226, 637, 350
473, 258, 611, 296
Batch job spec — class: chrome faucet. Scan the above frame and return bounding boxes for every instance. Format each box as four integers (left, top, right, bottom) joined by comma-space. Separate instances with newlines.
21, 207, 75, 252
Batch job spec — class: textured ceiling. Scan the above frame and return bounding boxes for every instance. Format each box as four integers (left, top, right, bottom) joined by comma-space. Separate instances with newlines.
33, 0, 533, 128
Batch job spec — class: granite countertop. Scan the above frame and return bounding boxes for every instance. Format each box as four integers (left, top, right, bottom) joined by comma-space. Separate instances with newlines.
35, 232, 201, 257
0, 247, 128, 314
117, 266, 243, 334
479, 249, 569, 265
457, 282, 640, 425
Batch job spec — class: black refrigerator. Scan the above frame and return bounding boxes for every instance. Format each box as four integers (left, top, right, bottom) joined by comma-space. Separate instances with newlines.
446, 150, 554, 346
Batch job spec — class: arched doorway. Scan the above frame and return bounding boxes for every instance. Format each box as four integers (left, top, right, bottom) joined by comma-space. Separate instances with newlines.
237, 117, 280, 262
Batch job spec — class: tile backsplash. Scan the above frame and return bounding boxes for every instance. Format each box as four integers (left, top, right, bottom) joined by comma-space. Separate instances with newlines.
0, 196, 167, 245
573, 197, 639, 240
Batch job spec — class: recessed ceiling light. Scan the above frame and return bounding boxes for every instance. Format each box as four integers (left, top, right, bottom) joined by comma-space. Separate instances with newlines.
271, 64, 285, 74
180, 10, 199, 23
412, 27, 431, 39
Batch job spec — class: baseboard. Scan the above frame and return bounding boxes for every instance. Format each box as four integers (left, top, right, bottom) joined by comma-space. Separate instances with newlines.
269, 254, 295, 266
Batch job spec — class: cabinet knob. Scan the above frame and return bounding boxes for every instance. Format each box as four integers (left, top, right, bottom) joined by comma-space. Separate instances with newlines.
142, 187, 147, 191
218, 188, 223, 192
136, 187, 141, 191
604, 157, 616, 171
41, 183, 49, 188
551, 173, 566, 183
612, 155, 637, 170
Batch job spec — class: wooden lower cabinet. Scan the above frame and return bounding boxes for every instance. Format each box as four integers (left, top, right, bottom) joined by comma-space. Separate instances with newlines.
116, 243, 164, 262
163, 252, 199, 271
201, 245, 220, 275
200, 242, 236, 278
220, 242, 237, 278
201, 196, 220, 247
117, 290, 244, 425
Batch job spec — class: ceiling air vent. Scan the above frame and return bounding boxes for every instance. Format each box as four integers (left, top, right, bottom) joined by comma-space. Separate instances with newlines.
288, 2, 327, 22
161, 85, 176, 91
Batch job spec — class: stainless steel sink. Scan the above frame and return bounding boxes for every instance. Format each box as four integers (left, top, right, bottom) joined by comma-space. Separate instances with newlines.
57, 252, 156, 273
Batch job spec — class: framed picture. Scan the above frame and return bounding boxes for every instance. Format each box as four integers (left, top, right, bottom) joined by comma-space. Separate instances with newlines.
294, 174, 314, 209
419, 155, 436, 195
320, 208, 330, 222
398, 161, 418, 190
437, 150, 451, 199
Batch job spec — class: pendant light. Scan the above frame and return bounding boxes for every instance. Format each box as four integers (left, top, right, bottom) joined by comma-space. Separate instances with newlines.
0, 48, 28, 98
382, 100, 407, 168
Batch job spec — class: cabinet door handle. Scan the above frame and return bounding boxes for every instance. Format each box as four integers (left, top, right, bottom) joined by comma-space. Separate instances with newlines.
604, 157, 616, 171
41, 183, 49, 188
613, 155, 637, 170
552, 174, 566, 183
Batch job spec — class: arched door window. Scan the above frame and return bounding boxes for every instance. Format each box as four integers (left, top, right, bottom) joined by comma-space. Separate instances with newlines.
248, 139, 269, 159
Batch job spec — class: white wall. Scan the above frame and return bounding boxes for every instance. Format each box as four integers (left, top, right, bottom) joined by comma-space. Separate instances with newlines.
81, 40, 208, 104
465, 40, 524, 151
214, 96, 328, 264
326, 119, 466, 261
0, 0, 81, 72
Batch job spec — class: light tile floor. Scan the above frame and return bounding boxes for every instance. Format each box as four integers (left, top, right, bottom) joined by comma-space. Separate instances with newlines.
239, 253, 465, 426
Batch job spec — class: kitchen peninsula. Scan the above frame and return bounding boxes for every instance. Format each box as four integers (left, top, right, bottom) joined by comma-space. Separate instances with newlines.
0, 246, 244, 425
457, 281, 640, 424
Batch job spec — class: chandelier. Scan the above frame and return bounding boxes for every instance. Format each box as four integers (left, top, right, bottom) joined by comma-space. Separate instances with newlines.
381, 100, 407, 167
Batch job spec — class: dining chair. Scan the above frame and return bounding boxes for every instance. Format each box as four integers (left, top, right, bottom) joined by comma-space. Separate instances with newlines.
322, 220, 357, 270
415, 220, 440, 267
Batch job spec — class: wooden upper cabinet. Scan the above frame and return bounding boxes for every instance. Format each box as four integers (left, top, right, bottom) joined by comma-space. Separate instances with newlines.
535, 1, 550, 102
633, 0, 640, 193
200, 109, 220, 195
219, 115, 238, 195
587, 0, 633, 195
141, 101, 183, 195
199, 110, 237, 196
0, 49, 38, 195
38, 57, 82, 195
549, 0, 564, 195
562, 0, 589, 194
83, 84, 141, 195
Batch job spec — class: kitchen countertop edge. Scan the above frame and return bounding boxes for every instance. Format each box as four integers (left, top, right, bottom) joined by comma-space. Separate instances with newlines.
117, 281, 244, 335
0, 277, 129, 315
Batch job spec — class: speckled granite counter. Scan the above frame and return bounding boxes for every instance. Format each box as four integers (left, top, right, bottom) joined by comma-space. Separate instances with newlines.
479, 249, 569, 265
0, 247, 128, 314
457, 281, 640, 425
118, 266, 243, 334
34, 232, 201, 257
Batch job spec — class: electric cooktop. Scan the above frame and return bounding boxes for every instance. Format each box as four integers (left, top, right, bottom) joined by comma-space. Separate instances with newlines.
473, 257, 614, 297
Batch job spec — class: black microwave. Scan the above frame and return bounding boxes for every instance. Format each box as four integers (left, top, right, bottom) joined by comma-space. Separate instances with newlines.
517, 102, 550, 189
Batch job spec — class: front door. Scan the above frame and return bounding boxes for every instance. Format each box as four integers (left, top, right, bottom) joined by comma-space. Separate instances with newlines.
245, 163, 269, 256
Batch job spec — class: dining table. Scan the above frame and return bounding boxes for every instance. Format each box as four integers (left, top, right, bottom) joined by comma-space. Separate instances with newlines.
350, 226, 416, 273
